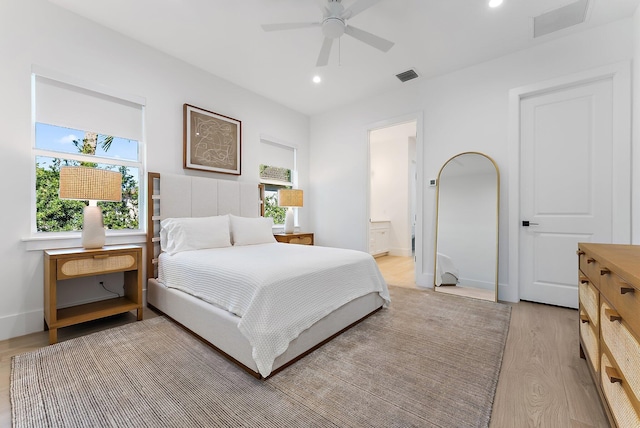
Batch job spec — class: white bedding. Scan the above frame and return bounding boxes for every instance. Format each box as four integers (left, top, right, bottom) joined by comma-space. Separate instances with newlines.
158, 243, 390, 377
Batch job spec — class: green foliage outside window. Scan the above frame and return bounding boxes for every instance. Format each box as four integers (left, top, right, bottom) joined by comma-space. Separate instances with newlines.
35, 131, 139, 232
264, 193, 286, 225
260, 163, 292, 226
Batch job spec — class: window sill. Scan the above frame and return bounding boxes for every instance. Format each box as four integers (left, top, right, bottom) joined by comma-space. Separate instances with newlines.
22, 231, 146, 251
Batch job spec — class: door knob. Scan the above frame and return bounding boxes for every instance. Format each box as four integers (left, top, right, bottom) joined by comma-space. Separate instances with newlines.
522, 221, 539, 227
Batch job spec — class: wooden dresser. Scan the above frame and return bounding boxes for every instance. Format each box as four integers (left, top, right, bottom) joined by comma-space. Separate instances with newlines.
577, 243, 640, 427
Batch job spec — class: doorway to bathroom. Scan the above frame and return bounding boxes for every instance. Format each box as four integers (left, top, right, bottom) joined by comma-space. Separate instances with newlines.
368, 119, 418, 288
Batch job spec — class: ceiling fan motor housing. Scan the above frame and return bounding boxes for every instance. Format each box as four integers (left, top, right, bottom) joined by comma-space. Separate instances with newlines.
322, 17, 346, 38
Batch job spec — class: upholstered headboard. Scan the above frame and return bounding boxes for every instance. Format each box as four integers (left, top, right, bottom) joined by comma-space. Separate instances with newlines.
146, 172, 264, 279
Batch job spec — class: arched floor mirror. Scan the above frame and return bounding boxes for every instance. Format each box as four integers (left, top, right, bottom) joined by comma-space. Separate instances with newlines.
434, 152, 499, 302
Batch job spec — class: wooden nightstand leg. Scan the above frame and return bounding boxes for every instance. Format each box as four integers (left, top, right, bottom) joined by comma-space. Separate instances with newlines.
136, 308, 143, 321
49, 328, 58, 345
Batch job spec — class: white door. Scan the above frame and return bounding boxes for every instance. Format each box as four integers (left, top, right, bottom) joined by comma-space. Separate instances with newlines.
519, 78, 614, 308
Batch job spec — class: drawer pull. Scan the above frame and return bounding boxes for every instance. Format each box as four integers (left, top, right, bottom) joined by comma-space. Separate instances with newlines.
605, 308, 622, 322
93, 255, 109, 259
620, 285, 635, 295
587, 258, 595, 264
605, 366, 623, 384
579, 313, 589, 324
600, 267, 610, 276
576, 250, 585, 256
579, 276, 589, 284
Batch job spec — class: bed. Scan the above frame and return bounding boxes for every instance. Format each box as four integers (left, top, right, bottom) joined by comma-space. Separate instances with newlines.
146, 172, 390, 378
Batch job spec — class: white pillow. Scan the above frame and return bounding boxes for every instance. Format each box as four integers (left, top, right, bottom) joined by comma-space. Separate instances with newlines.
160, 215, 231, 255
229, 215, 277, 246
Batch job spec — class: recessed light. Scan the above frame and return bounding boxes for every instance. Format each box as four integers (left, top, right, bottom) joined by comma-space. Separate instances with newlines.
312, 75, 322, 84
489, 0, 503, 7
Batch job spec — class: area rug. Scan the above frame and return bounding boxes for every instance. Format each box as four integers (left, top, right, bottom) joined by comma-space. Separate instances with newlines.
11, 286, 511, 428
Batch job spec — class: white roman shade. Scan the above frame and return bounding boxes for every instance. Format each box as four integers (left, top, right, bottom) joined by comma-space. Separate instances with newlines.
34, 75, 143, 141
260, 140, 294, 172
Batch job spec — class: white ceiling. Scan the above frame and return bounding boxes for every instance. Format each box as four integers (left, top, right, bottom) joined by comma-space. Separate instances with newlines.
47, 0, 639, 116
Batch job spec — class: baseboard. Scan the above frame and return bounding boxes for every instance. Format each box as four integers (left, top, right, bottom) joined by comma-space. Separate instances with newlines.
388, 248, 413, 257
498, 282, 517, 302
459, 278, 494, 291
416, 272, 433, 288
0, 309, 43, 342
0, 288, 148, 342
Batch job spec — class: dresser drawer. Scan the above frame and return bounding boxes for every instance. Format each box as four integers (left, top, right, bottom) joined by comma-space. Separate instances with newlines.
579, 272, 599, 328
57, 251, 138, 279
274, 233, 314, 246
580, 314, 599, 374
601, 271, 640, 335
578, 249, 603, 289
600, 300, 640, 403
600, 351, 640, 428
288, 236, 313, 245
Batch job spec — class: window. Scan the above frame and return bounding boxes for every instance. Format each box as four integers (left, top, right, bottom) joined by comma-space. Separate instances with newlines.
259, 139, 296, 226
32, 72, 145, 235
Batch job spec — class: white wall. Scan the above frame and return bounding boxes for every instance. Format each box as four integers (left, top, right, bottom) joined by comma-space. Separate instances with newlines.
309, 19, 636, 300
0, 0, 309, 341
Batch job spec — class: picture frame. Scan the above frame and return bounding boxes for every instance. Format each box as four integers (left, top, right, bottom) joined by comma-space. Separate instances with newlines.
183, 104, 241, 175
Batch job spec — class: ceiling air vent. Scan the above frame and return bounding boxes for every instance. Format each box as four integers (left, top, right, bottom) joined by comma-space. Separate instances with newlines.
396, 69, 419, 83
534, 0, 589, 38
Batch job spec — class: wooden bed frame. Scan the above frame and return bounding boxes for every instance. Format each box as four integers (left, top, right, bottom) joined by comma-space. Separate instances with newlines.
145, 172, 384, 378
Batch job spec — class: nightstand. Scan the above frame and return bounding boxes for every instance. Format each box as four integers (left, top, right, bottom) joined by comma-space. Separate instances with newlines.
274, 232, 314, 245
44, 244, 143, 344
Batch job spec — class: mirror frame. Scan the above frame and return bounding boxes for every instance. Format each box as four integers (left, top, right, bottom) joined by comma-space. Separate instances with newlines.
433, 151, 500, 302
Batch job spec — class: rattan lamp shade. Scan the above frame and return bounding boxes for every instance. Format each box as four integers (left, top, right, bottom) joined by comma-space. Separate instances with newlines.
59, 166, 122, 202
278, 189, 303, 234
58, 166, 122, 249
278, 189, 303, 207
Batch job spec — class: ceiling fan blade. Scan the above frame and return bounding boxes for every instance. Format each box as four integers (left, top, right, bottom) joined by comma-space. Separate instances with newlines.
344, 25, 394, 52
316, 37, 333, 67
341, 0, 383, 19
261, 22, 320, 32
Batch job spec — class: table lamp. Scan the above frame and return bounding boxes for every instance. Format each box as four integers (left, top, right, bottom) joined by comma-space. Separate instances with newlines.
277, 189, 303, 234
59, 166, 122, 249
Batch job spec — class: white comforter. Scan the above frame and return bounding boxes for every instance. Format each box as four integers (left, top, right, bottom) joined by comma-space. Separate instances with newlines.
158, 243, 390, 376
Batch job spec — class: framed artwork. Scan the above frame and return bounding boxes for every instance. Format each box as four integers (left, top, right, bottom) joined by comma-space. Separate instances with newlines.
183, 104, 241, 175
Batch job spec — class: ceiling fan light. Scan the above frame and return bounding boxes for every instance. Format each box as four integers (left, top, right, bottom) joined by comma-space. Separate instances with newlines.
322, 17, 345, 39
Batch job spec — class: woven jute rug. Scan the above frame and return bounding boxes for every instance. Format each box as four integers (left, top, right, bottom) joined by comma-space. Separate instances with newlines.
11, 286, 510, 428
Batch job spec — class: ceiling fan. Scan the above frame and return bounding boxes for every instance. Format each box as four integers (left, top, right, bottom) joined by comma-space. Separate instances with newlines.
261, 0, 394, 67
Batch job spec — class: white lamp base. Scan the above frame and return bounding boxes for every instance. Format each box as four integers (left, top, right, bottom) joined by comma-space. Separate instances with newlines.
283, 208, 295, 234
82, 205, 106, 249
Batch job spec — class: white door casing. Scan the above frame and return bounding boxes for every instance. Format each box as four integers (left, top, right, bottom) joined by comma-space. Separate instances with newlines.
507, 62, 631, 306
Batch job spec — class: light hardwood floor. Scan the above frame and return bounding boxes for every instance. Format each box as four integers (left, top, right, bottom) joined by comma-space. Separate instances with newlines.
1, 287, 608, 427
374, 254, 417, 288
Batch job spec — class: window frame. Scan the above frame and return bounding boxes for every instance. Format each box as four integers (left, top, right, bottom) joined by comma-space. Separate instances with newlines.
259, 136, 298, 228
27, 67, 146, 249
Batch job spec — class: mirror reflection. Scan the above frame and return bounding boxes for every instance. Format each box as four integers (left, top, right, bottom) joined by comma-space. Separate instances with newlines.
434, 152, 499, 302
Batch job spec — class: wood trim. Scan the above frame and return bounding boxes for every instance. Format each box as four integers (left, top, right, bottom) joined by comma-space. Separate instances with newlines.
258, 183, 265, 217
147, 172, 160, 280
